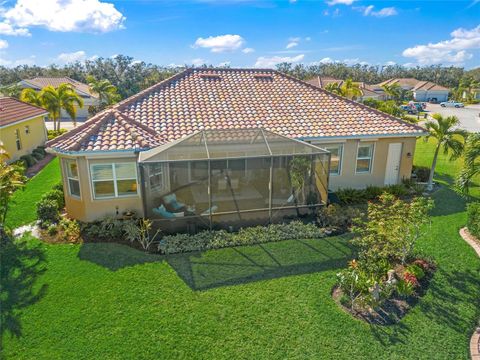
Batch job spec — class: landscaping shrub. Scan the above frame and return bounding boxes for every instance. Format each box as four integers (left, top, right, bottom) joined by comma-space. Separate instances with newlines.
36, 198, 60, 227
412, 165, 430, 182
335, 184, 410, 205
19, 154, 37, 167
59, 218, 81, 243
47, 129, 68, 140
32, 148, 46, 159
34, 146, 47, 156
467, 202, 480, 238
385, 184, 409, 197
31, 151, 44, 161
40, 189, 65, 210
335, 188, 367, 204
53, 181, 64, 192
317, 204, 362, 232
158, 221, 326, 254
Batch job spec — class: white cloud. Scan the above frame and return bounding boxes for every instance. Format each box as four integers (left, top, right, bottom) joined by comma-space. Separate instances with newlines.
242, 47, 255, 54
356, 5, 397, 17
402, 24, 480, 65
311, 57, 369, 66
1, 0, 125, 33
0, 21, 30, 36
193, 34, 245, 53
323, 8, 340, 17
218, 61, 231, 67
0, 54, 35, 67
0, 39, 8, 49
326, 0, 355, 5
191, 58, 207, 66
255, 54, 305, 68
384, 61, 396, 66
286, 41, 298, 49
56, 50, 87, 63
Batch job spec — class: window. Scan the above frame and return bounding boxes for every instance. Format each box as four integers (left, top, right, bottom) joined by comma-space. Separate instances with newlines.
149, 163, 166, 191
65, 159, 80, 197
323, 144, 343, 175
25, 125, 30, 134
90, 162, 138, 199
356, 143, 374, 173
15, 129, 22, 150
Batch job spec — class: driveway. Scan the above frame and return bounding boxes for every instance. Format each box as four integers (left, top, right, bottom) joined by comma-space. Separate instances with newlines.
424, 103, 480, 132
45, 119, 86, 131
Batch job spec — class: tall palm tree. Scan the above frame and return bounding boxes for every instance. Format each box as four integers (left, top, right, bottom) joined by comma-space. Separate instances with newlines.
40, 84, 84, 131
456, 133, 480, 194
424, 114, 468, 191
341, 79, 362, 100
20, 88, 44, 107
87, 75, 120, 106
324, 82, 343, 96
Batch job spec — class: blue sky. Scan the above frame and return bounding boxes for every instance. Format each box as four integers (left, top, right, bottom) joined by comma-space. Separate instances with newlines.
0, 0, 479, 69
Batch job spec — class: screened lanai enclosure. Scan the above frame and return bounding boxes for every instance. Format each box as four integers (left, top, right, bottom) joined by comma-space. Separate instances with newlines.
138, 129, 330, 233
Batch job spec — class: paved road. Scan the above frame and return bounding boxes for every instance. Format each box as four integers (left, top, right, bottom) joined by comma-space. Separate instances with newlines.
424, 103, 480, 132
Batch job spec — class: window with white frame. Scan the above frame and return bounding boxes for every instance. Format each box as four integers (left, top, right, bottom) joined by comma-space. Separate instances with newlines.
322, 144, 343, 175
356, 143, 374, 173
64, 159, 80, 197
90, 162, 138, 199
149, 163, 166, 191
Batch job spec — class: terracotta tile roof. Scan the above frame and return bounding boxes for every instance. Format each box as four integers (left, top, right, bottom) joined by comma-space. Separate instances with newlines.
48, 68, 425, 153
413, 81, 449, 92
0, 97, 48, 127
306, 77, 381, 98
21, 77, 98, 98
48, 109, 164, 152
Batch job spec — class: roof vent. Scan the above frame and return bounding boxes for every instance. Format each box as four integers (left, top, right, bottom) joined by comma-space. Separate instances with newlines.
254, 73, 273, 81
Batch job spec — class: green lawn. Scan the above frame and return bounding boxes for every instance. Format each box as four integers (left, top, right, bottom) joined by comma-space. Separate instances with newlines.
2, 140, 480, 359
5, 158, 61, 229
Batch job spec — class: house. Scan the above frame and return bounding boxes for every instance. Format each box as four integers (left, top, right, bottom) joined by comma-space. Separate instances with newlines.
0, 97, 49, 162
46, 68, 425, 229
306, 76, 382, 101
372, 78, 450, 102
18, 77, 100, 120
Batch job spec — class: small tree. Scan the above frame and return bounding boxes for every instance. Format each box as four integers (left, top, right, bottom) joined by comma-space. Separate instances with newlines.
124, 219, 161, 251
456, 133, 480, 195
424, 114, 467, 191
353, 194, 434, 265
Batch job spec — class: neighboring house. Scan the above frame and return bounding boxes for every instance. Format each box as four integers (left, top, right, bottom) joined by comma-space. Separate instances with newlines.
18, 77, 100, 120
372, 78, 450, 102
462, 89, 480, 100
0, 97, 49, 162
306, 76, 382, 101
46, 68, 425, 228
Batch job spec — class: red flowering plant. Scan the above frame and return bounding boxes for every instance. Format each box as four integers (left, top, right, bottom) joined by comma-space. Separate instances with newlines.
403, 272, 419, 287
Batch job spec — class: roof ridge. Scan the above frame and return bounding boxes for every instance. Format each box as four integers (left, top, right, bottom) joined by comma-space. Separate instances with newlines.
113, 110, 165, 142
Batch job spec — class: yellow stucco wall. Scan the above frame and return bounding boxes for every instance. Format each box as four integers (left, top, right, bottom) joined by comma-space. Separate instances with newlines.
0, 115, 48, 162
312, 137, 417, 190
59, 155, 144, 222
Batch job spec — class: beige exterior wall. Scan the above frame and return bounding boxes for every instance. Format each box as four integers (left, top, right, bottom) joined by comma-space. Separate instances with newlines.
0, 115, 48, 162
312, 136, 417, 190
59, 154, 144, 222
58, 136, 418, 222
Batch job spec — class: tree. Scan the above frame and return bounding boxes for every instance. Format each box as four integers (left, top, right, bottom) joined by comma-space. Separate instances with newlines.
456, 133, 480, 194
0, 84, 22, 98
424, 114, 468, 191
20, 88, 43, 107
40, 84, 84, 131
324, 82, 343, 95
341, 78, 362, 100
87, 76, 120, 106
382, 83, 403, 103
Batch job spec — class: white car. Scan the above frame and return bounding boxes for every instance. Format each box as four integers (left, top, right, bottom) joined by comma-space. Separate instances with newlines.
440, 100, 464, 108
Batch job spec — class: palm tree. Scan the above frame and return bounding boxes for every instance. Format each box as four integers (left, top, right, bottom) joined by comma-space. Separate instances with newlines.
20, 88, 44, 107
341, 79, 362, 100
324, 82, 343, 96
456, 133, 480, 194
87, 75, 120, 107
382, 83, 403, 103
424, 114, 468, 191
40, 84, 84, 131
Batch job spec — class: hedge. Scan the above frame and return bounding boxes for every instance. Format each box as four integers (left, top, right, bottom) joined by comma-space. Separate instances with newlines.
467, 202, 480, 238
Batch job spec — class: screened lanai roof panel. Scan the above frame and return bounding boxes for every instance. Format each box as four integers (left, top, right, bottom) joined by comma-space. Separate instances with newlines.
138, 128, 328, 163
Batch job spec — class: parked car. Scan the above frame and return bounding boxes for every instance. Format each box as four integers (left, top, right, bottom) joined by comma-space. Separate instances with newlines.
400, 104, 418, 114
440, 100, 464, 108
409, 102, 425, 112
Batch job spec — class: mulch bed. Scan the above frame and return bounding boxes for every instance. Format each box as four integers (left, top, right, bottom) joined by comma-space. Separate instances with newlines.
25, 154, 55, 178
332, 264, 436, 325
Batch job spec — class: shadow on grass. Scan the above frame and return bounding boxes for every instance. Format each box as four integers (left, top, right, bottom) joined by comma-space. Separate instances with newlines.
418, 267, 480, 333
78, 235, 354, 291
0, 233, 47, 348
